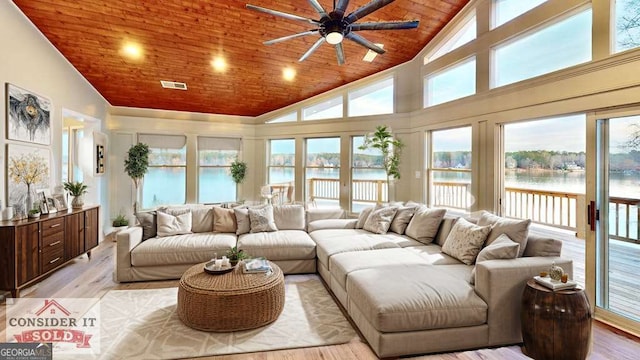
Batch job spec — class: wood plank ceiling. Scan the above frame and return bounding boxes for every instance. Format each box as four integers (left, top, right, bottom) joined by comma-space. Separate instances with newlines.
13, 0, 469, 117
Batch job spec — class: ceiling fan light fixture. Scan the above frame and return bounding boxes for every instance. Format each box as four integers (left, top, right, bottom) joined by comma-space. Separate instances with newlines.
326, 31, 343, 45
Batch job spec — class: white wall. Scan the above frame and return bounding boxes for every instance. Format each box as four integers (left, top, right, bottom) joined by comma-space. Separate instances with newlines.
1, 2, 109, 236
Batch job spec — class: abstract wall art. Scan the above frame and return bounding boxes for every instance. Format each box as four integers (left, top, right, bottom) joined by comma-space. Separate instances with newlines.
6, 83, 52, 145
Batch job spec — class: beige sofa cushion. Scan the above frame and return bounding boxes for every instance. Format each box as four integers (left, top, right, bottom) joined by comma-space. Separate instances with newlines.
356, 206, 376, 229
234, 207, 251, 235
405, 244, 462, 265
273, 205, 306, 230
347, 265, 487, 332
159, 205, 213, 233
310, 229, 422, 268
363, 206, 398, 234
237, 230, 316, 260
307, 219, 357, 232
405, 206, 446, 244
434, 216, 458, 247
523, 234, 562, 257
156, 211, 193, 237
213, 206, 237, 233
249, 205, 278, 233
389, 205, 417, 234
477, 211, 530, 257
470, 234, 520, 284
130, 233, 237, 266
135, 211, 157, 240
442, 218, 491, 265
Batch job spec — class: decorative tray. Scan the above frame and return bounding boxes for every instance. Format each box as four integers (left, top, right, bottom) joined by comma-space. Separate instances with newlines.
534, 275, 577, 290
204, 261, 235, 275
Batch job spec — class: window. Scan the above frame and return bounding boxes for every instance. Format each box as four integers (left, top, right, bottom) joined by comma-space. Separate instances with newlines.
305, 137, 340, 208
267, 111, 297, 123
139, 134, 187, 208
425, 57, 476, 106
351, 136, 386, 212
425, 13, 476, 63
348, 78, 394, 117
198, 137, 241, 203
428, 127, 472, 211
492, 9, 592, 88
302, 96, 343, 120
492, 0, 547, 29
269, 139, 295, 184
615, 0, 640, 53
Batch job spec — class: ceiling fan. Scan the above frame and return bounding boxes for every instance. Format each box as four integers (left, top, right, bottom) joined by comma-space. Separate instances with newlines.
246, 0, 419, 65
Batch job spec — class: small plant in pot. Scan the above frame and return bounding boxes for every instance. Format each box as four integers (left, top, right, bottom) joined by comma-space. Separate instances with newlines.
63, 181, 88, 209
112, 214, 129, 228
28, 207, 41, 219
226, 246, 250, 266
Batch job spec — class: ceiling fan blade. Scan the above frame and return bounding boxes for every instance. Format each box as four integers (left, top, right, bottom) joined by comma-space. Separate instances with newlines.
335, 43, 345, 65
264, 30, 319, 45
350, 20, 419, 31
308, 0, 329, 18
334, 0, 351, 17
246, 4, 320, 25
345, 0, 396, 24
299, 37, 326, 62
345, 32, 385, 54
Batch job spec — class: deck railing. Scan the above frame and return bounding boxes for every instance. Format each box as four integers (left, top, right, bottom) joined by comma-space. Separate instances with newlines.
307, 178, 640, 244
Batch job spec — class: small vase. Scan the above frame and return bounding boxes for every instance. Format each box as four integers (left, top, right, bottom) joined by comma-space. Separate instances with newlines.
25, 184, 35, 212
71, 195, 84, 209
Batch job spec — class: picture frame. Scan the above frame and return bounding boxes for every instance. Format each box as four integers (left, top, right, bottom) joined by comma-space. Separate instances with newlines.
37, 191, 49, 215
6, 83, 52, 145
52, 193, 68, 211
46, 197, 58, 213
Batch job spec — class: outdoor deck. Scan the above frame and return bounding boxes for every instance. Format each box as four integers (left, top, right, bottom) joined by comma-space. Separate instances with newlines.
531, 224, 640, 321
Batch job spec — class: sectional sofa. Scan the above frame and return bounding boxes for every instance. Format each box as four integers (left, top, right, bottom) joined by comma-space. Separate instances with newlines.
115, 203, 571, 357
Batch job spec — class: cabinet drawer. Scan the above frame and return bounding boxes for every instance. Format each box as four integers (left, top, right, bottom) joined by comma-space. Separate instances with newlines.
42, 217, 64, 237
41, 246, 64, 274
42, 230, 64, 249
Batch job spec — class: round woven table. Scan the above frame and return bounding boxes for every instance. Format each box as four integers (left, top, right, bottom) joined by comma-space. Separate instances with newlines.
177, 261, 285, 332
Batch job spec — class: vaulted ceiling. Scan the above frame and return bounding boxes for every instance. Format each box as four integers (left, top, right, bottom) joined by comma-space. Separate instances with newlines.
14, 0, 469, 117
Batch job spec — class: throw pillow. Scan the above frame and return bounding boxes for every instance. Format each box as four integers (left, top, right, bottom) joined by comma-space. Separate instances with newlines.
363, 206, 399, 234
213, 206, 237, 233
477, 211, 531, 257
441, 218, 491, 265
249, 205, 278, 233
156, 211, 193, 237
135, 211, 157, 241
404, 206, 447, 244
273, 204, 306, 230
190, 207, 214, 233
356, 206, 376, 229
234, 207, 251, 235
471, 233, 520, 284
389, 205, 418, 234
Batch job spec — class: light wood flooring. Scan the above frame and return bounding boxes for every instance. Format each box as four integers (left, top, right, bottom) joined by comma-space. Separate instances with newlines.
1, 239, 639, 359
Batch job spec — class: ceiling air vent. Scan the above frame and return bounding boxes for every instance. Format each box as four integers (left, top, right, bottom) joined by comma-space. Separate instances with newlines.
160, 80, 187, 90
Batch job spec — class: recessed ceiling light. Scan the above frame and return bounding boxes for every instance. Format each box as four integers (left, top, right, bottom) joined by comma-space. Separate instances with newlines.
211, 57, 227, 72
363, 44, 384, 62
121, 42, 143, 60
283, 67, 296, 81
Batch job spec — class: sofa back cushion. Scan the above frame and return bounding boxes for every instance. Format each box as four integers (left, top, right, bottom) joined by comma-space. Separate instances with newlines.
442, 218, 491, 265
389, 205, 417, 234
273, 205, 305, 230
470, 234, 520, 284
356, 206, 376, 229
523, 234, 562, 257
157, 211, 193, 237
434, 216, 458, 247
477, 211, 530, 257
249, 205, 278, 233
159, 205, 213, 233
213, 206, 237, 233
135, 211, 157, 241
405, 206, 446, 244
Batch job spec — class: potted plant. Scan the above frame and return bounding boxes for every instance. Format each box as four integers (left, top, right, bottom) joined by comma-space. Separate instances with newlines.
358, 125, 404, 202
230, 159, 247, 184
226, 246, 250, 266
124, 143, 150, 213
63, 181, 88, 209
112, 214, 129, 227
28, 207, 41, 219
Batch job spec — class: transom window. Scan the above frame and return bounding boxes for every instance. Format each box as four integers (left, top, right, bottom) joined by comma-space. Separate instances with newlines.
348, 78, 394, 117
424, 56, 476, 106
492, 0, 547, 29
139, 134, 187, 208
425, 13, 476, 63
615, 0, 640, 53
267, 111, 297, 123
303, 96, 343, 121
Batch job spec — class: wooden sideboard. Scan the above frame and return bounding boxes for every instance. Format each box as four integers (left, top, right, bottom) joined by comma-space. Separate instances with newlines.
0, 205, 99, 298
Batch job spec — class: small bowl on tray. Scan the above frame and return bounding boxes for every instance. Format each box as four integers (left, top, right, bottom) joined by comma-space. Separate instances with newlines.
204, 261, 235, 275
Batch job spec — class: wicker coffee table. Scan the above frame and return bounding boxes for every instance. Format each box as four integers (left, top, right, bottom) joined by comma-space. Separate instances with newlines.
177, 261, 285, 331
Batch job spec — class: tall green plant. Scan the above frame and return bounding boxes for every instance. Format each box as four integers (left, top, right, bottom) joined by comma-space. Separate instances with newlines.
124, 143, 150, 213
359, 125, 404, 181
230, 160, 247, 184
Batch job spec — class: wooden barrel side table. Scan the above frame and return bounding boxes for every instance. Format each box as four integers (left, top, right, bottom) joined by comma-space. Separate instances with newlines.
521, 279, 592, 360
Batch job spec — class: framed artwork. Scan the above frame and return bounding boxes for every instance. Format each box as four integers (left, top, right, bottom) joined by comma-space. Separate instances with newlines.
96, 144, 105, 175
46, 197, 58, 213
37, 190, 49, 215
6, 83, 52, 145
52, 193, 68, 211
6, 144, 51, 217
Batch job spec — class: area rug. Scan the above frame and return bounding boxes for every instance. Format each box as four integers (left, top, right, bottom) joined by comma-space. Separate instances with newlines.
94, 276, 357, 359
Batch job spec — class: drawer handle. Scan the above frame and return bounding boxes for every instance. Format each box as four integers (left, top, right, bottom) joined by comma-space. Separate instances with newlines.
50, 223, 61, 228
49, 257, 61, 264
49, 241, 61, 247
